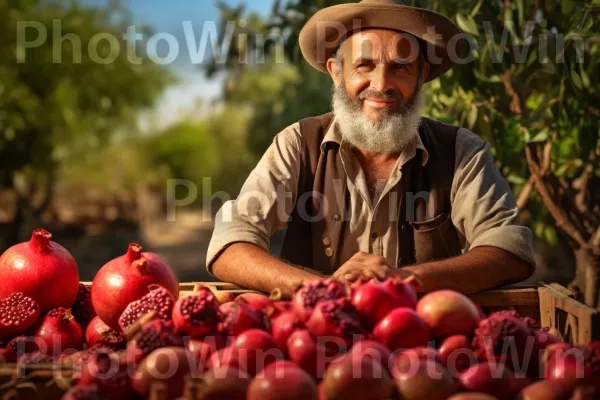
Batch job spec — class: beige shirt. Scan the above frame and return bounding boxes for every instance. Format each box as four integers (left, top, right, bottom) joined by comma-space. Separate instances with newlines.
207, 117, 535, 273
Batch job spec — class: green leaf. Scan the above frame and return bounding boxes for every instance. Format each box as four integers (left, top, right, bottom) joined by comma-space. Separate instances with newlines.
456, 13, 480, 36
467, 107, 478, 129
544, 226, 557, 246
516, 0, 525, 26
474, 70, 502, 83
571, 69, 583, 89
507, 174, 527, 185
579, 66, 591, 88
528, 130, 549, 143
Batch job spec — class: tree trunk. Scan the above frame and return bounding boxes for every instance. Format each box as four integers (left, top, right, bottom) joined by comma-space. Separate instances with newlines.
571, 247, 600, 308
2, 201, 24, 248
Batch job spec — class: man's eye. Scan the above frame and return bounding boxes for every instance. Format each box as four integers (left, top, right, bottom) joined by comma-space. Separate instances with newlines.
357, 63, 373, 70
394, 63, 408, 70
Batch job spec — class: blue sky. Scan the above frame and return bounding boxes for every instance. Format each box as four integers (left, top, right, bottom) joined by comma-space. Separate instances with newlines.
80, 0, 276, 130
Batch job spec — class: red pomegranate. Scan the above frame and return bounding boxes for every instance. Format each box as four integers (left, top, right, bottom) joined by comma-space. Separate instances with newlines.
351, 276, 418, 327
187, 336, 226, 370
392, 347, 445, 378
233, 329, 283, 376
350, 340, 393, 371
80, 350, 134, 400
219, 300, 265, 337
237, 293, 272, 311
132, 346, 192, 399
305, 298, 365, 347
71, 283, 96, 330
0, 228, 79, 311
439, 334, 475, 373
248, 360, 318, 400
373, 308, 431, 351
0, 292, 40, 339
172, 285, 222, 338
199, 365, 250, 400
91, 243, 179, 331
517, 380, 568, 400
85, 316, 125, 349
416, 290, 481, 338
322, 353, 395, 400
267, 301, 302, 351
4, 335, 44, 362
207, 346, 242, 371
395, 359, 458, 400
293, 279, 347, 322
459, 362, 530, 400
30, 307, 83, 356
286, 329, 336, 379
61, 385, 103, 400
544, 342, 600, 392
126, 318, 183, 365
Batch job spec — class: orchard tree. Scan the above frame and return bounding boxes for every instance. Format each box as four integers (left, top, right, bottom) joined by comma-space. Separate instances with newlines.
0, 0, 174, 245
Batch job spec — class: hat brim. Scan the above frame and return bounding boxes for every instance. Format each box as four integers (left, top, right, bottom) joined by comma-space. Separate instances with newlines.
299, 3, 463, 82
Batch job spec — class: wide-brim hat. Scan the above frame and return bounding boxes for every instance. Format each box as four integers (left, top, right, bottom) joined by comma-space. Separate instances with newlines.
299, 0, 463, 82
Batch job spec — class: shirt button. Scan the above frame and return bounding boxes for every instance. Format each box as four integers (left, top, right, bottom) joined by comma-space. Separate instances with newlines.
325, 248, 334, 257
371, 233, 378, 240
333, 214, 341, 222
322, 236, 332, 246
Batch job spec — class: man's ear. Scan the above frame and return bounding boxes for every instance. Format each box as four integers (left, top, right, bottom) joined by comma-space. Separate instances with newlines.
326, 57, 342, 87
422, 60, 431, 82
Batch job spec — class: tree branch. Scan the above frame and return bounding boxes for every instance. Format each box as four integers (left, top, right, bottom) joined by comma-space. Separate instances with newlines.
517, 176, 535, 209
525, 145, 590, 249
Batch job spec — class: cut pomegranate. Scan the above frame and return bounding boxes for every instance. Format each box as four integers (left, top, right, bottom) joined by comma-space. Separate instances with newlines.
0, 292, 40, 339
118, 284, 176, 331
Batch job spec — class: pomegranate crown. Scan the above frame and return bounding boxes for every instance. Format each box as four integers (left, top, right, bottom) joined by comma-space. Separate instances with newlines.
126, 243, 148, 268
29, 228, 52, 252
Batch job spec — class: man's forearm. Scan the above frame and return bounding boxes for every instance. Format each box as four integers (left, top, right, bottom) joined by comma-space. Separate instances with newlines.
211, 242, 323, 297
404, 246, 533, 294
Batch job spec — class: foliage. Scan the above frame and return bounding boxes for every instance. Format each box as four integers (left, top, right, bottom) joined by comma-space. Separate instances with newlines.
0, 0, 173, 243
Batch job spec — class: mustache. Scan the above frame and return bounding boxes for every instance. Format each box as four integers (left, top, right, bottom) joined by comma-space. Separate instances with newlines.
358, 89, 404, 102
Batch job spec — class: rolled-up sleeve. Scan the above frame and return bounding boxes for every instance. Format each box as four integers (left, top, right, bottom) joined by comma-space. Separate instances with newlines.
206, 123, 303, 273
451, 128, 535, 266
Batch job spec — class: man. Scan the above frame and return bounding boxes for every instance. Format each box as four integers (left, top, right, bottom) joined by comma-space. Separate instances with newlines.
206, 0, 535, 296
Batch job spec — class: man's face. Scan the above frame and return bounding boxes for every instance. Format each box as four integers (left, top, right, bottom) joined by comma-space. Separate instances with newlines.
329, 29, 429, 122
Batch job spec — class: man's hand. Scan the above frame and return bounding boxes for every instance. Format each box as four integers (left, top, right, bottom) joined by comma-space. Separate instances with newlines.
332, 252, 413, 284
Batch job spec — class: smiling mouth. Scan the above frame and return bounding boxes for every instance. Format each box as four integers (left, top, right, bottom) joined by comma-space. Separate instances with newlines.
364, 98, 397, 108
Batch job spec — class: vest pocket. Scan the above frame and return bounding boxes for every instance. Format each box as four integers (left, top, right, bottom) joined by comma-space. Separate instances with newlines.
411, 212, 461, 262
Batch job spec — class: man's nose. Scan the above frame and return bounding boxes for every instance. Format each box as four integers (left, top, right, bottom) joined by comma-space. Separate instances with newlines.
371, 64, 395, 93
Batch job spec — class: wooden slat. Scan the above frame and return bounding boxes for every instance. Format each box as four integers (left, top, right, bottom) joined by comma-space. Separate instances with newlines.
468, 288, 540, 307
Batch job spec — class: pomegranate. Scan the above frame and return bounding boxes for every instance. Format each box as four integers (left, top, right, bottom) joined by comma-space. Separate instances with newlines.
80, 350, 134, 400
232, 329, 283, 375
351, 276, 418, 327
373, 308, 430, 351
517, 380, 568, 400
286, 329, 336, 379
85, 316, 125, 349
248, 360, 318, 400
132, 346, 192, 399
416, 290, 481, 338
322, 353, 395, 400
471, 311, 538, 378
439, 334, 475, 373
237, 292, 272, 311
0, 292, 40, 339
91, 243, 179, 331
447, 394, 499, 400
293, 279, 347, 322
30, 307, 83, 356
394, 359, 458, 400
61, 384, 103, 400
198, 365, 250, 400
126, 318, 183, 365
207, 346, 242, 371
187, 335, 226, 365
72, 284, 96, 330
544, 342, 600, 392
350, 340, 393, 371
4, 335, 44, 362
459, 362, 531, 400
392, 347, 445, 378
305, 298, 365, 347
219, 300, 265, 337
267, 301, 302, 351
172, 285, 222, 338
118, 284, 176, 331
0, 228, 79, 311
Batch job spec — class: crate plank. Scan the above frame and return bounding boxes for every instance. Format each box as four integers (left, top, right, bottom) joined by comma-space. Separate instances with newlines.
468, 288, 539, 307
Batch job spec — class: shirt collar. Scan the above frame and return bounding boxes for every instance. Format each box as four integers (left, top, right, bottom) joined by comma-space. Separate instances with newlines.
320, 115, 430, 167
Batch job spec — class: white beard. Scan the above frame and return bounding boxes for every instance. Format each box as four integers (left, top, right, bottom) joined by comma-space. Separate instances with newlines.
332, 82, 425, 153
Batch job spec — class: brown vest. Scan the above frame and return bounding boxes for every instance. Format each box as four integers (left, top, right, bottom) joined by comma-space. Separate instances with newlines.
279, 112, 462, 274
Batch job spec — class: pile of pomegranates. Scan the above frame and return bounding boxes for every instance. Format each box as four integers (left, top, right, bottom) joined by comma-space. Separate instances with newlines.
1, 229, 600, 400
